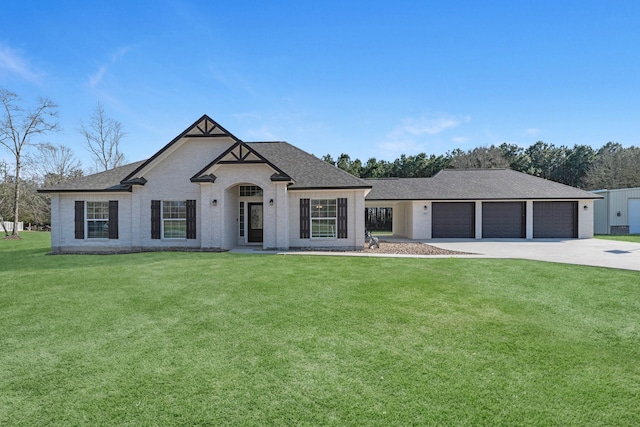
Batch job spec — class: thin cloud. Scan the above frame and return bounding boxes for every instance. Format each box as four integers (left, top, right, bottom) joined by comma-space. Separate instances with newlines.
395, 115, 461, 137
378, 113, 468, 157
88, 65, 107, 88
452, 136, 470, 144
245, 126, 276, 140
524, 128, 542, 136
86, 45, 132, 89
0, 43, 42, 83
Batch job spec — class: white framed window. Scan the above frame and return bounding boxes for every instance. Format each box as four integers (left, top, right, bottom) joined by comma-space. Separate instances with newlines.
162, 200, 186, 238
239, 185, 263, 197
86, 201, 109, 238
311, 199, 337, 238
239, 202, 245, 237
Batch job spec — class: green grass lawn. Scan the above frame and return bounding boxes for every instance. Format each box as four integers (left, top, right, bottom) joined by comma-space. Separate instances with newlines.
595, 234, 640, 243
2, 233, 639, 426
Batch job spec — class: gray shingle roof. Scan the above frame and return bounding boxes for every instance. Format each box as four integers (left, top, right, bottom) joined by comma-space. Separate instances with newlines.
248, 141, 371, 189
365, 169, 602, 200
38, 161, 147, 193
38, 142, 371, 193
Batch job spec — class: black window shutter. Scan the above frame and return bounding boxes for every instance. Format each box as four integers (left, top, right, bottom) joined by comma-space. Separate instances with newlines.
300, 198, 310, 239
108, 200, 119, 239
151, 200, 161, 239
337, 198, 348, 239
74, 201, 84, 239
186, 199, 196, 239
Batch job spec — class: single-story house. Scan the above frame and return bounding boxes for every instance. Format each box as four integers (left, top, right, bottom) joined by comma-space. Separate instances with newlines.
591, 187, 640, 234
39, 115, 601, 253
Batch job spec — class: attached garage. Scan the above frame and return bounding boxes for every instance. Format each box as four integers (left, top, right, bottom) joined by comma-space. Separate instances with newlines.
482, 202, 525, 238
432, 202, 475, 238
533, 201, 577, 238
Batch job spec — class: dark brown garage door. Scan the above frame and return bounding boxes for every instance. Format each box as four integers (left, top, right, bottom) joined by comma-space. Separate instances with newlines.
482, 202, 525, 238
533, 201, 577, 238
432, 202, 475, 238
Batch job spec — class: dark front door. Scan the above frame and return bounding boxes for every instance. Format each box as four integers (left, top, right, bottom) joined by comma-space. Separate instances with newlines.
248, 203, 264, 243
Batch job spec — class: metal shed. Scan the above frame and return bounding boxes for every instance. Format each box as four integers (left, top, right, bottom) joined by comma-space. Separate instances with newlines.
592, 187, 640, 234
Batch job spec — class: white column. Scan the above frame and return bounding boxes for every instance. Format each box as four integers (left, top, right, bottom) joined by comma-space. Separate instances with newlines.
526, 200, 534, 239
475, 201, 482, 239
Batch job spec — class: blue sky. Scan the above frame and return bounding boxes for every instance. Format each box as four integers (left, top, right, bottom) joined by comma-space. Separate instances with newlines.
2, 0, 639, 169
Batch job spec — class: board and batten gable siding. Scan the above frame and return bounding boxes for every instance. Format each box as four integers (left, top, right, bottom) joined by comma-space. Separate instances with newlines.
51, 193, 133, 253
289, 190, 366, 250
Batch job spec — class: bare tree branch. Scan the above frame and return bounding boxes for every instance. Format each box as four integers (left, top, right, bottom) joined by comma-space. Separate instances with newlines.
0, 88, 59, 237
79, 102, 127, 171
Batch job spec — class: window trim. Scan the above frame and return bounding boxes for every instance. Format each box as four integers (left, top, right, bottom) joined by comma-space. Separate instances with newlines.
86, 201, 110, 239
310, 199, 337, 239
162, 200, 187, 239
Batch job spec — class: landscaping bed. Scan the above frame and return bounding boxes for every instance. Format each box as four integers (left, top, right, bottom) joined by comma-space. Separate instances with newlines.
363, 241, 473, 255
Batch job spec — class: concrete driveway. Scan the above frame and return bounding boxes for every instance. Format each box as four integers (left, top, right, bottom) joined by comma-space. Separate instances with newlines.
427, 238, 640, 271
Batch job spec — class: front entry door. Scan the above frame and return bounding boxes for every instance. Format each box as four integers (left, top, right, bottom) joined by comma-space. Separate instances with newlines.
248, 203, 264, 243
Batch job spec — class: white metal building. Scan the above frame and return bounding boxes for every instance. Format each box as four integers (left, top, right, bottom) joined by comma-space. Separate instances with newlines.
591, 187, 640, 234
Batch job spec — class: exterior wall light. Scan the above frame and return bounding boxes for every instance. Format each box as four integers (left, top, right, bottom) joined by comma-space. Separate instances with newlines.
424, 205, 428, 211
583, 205, 588, 211
269, 199, 274, 206
212, 199, 217, 206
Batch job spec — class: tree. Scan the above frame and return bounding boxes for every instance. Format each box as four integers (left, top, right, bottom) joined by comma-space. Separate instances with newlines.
79, 102, 126, 171
34, 143, 84, 186
584, 142, 640, 190
321, 154, 336, 166
449, 145, 510, 169
0, 88, 58, 237
498, 143, 532, 173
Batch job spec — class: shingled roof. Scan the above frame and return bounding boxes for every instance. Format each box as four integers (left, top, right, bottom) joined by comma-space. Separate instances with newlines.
38, 142, 371, 193
38, 161, 147, 193
365, 169, 602, 200
248, 141, 371, 189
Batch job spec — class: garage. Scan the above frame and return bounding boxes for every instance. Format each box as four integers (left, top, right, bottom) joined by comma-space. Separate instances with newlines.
533, 201, 577, 238
482, 202, 525, 238
432, 202, 475, 238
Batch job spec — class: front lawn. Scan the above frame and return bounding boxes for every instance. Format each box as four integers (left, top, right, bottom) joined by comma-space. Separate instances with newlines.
595, 234, 640, 243
2, 233, 639, 426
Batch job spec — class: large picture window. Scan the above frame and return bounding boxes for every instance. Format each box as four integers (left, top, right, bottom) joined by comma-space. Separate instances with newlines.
162, 200, 186, 238
86, 201, 109, 238
311, 199, 337, 238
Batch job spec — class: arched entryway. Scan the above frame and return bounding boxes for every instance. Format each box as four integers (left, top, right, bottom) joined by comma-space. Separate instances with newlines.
230, 183, 264, 245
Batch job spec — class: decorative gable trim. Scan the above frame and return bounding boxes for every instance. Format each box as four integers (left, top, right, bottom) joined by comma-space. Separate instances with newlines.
184, 117, 232, 138
121, 114, 241, 185
191, 174, 217, 183
120, 177, 147, 186
190, 141, 292, 183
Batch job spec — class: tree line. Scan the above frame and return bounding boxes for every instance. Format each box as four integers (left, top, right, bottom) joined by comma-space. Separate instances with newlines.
1, 88, 126, 237
322, 141, 640, 190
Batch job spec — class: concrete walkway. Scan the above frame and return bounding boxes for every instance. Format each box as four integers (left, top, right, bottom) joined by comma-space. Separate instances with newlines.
233, 238, 640, 272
